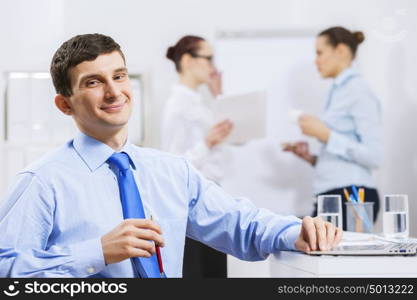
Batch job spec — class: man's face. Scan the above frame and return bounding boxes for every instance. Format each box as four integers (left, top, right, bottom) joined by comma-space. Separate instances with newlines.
65, 51, 133, 134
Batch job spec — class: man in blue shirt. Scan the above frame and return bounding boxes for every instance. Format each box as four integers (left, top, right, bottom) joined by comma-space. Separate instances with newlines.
0, 34, 342, 277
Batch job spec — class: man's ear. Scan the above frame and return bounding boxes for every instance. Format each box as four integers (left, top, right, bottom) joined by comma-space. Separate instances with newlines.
55, 94, 73, 115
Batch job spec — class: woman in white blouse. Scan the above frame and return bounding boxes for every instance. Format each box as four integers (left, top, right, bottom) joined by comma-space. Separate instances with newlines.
162, 35, 233, 278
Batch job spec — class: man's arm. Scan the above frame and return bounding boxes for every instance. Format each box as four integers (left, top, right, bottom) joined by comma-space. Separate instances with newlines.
184, 161, 342, 261
0, 173, 105, 277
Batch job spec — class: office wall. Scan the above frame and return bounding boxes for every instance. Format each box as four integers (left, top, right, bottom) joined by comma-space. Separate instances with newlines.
1, 0, 416, 277
0, 0, 66, 193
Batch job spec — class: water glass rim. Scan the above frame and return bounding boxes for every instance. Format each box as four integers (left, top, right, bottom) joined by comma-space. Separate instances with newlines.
384, 194, 408, 198
317, 194, 342, 200
344, 202, 374, 206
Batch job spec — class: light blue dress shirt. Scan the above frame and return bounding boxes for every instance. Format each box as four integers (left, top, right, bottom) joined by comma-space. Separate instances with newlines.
314, 67, 383, 194
0, 132, 301, 277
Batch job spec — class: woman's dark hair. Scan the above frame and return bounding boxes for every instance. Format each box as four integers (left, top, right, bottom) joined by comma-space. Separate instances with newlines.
50, 33, 125, 97
318, 26, 365, 58
166, 35, 205, 72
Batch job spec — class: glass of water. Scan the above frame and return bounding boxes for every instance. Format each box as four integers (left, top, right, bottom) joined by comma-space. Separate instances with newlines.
383, 194, 409, 239
317, 195, 342, 228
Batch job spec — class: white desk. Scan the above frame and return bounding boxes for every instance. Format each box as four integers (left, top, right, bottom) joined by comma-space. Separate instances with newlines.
271, 251, 417, 277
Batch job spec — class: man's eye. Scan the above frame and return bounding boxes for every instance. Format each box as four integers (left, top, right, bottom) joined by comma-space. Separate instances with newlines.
86, 80, 99, 87
114, 73, 127, 80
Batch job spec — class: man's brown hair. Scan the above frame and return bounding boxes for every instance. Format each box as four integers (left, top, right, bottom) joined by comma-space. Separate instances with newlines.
50, 33, 125, 97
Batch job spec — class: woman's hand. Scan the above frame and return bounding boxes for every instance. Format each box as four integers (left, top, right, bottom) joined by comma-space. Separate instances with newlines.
282, 141, 317, 166
205, 119, 233, 149
298, 114, 331, 143
207, 70, 223, 97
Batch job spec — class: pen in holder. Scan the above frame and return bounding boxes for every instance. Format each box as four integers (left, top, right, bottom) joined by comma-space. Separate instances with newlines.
345, 202, 374, 233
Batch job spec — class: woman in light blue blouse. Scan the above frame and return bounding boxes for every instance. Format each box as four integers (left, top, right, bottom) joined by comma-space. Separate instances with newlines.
284, 27, 383, 229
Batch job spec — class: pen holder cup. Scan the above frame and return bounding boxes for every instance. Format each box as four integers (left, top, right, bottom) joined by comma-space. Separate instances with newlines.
345, 202, 374, 233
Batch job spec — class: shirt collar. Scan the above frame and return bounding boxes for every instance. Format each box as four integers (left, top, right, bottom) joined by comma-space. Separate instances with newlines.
334, 67, 359, 87
73, 131, 136, 172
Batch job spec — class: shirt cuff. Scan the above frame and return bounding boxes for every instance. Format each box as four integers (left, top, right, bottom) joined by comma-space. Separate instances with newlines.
325, 130, 350, 158
69, 238, 106, 277
278, 223, 302, 251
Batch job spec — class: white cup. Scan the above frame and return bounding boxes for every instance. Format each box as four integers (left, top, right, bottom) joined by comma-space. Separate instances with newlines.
288, 109, 304, 124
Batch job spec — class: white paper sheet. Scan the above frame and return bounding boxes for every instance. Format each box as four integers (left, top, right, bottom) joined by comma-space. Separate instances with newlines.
212, 90, 267, 144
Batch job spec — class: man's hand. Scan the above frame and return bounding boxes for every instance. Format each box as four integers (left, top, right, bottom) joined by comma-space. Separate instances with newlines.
295, 216, 343, 252
101, 219, 165, 265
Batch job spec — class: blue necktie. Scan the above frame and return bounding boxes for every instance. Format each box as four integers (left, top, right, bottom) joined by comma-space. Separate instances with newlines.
107, 152, 161, 278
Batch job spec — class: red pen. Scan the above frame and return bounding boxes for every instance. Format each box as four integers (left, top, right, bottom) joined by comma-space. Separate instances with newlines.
151, 215, 167, 278
155, 244, 166, 278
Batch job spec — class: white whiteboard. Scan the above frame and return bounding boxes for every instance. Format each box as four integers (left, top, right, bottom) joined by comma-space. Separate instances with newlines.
215, 31, 330, 216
